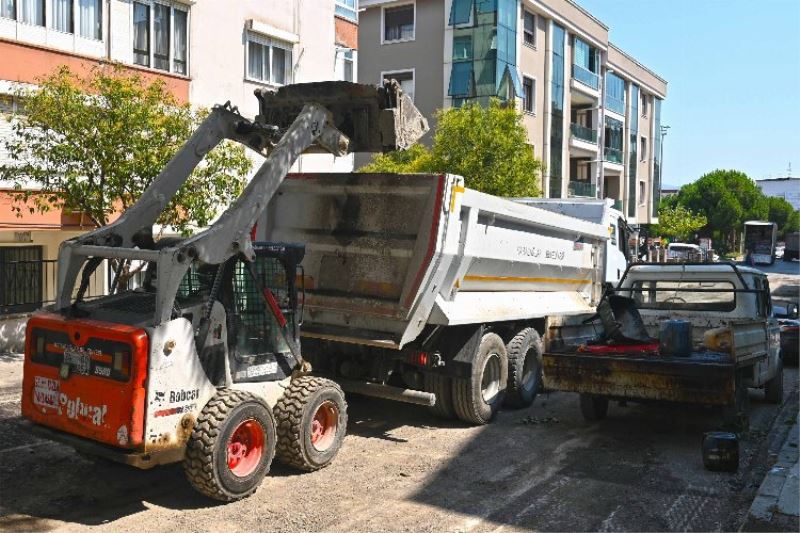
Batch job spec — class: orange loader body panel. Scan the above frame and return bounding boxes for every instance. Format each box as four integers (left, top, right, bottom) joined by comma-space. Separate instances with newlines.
21, 313, 149, 449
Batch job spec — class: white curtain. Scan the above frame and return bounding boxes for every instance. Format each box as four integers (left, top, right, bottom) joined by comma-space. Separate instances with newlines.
248, 41, 264, 81
1, 0, 15, 19
20, 0, 45, 26
78, 0, 100, 39
49, 0, 72, 32
153, 3, 170, 70
132, 2, 149, 66
173, 9, 187, 74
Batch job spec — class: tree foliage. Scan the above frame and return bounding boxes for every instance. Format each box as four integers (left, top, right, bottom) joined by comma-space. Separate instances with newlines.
360, 99, 542, 197
665, 169, 784, 252
0, 65, 252, 234
654, 204, 707, 242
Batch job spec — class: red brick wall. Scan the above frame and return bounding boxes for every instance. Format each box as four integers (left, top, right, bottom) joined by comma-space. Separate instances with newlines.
335, 17, 358, 50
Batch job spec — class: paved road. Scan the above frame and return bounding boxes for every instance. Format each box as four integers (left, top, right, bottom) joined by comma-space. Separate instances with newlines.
0, 351, 796, 532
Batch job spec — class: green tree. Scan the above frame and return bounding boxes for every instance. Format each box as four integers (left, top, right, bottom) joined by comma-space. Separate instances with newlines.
654, 204, 707, 242
766, 196, 798, 237
360, 99, 542, 197
0, 65, 252, 234
672, 169, 768, 252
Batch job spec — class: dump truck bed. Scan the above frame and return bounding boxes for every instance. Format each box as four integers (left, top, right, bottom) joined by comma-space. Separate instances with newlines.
261, 173, 609, 349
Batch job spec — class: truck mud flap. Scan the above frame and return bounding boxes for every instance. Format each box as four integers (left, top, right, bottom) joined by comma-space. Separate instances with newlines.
542, 352, 736, 406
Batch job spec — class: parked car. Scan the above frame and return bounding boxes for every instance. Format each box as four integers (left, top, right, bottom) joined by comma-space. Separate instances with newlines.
774, 302, 799, 365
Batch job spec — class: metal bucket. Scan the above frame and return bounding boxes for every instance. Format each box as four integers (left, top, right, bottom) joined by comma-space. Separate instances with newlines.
702, 431, 739, 472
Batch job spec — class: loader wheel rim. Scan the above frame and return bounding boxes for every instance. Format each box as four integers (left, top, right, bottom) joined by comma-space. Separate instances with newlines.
481, 352, 502, 403
310, 400, 339, 452
227, 419, 265, 477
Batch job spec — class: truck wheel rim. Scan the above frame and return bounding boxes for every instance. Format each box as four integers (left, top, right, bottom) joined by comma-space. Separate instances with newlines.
310, 401, 339, 452
481, 353, 501, 403
227, 419, 264, 477
521, 349, 538, 394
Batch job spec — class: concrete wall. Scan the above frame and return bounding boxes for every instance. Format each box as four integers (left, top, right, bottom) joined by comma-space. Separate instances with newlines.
519, 12, 548, 157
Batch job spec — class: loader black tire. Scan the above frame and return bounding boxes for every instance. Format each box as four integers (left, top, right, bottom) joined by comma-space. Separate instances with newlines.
452, 332, 508, 425
579, 394, 609, 421
504, 328, 543, 409
183, 389, 276, 502
764, 358, 784, 404
274, 376, 348, 471
424, 372, 456, 419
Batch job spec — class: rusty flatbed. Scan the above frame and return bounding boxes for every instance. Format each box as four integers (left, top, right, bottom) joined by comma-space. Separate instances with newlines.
542, 351, 736, 406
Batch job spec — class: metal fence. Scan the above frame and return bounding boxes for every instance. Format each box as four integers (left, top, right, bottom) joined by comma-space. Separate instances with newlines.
0, 259, 108, 315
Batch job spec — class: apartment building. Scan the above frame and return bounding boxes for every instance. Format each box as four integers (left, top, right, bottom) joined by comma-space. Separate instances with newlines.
358, 0, 667, 227
0, 0, 357, 315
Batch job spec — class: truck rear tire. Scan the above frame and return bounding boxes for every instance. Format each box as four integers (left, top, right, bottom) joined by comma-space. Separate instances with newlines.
184, 389, 276, 502
504, 328, 543, 409
764, 359, 784, 404
579, 394, 609, 421
274, 376, 348, 471
424, 373, 456, 419
452, 332, 508, 425
722, 371, 750, 431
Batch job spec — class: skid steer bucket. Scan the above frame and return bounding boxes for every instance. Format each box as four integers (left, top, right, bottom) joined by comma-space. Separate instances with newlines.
255, 80, 429, 153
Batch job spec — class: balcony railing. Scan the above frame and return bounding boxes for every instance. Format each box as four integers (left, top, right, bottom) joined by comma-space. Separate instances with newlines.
568, 180, 597, 198
605, 95, 625, 115
572, 64, 599, 90
604, 147, 623, 164
570, 122, 597, 144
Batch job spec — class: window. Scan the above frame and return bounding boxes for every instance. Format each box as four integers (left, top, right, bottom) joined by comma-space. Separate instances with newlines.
523, 10, 535, 46
19, 0, 44, 25
133, 1, 189, 74
522, 76, 534, 114
640, 91, 648, 117
48, 0, 72, 32
640, 136, 647, 161
152, 3, 169, 70
342, 50, 354, 82
629, 280, 736, 312
384, 4, 413, 42
639, 181, 646, 205
247, 34, 293, 86
1, 0, 15, 20
382, 70, 414, 101
335, 0, 357, 22
452, 35, 471, 61
173, 8, 187, 74
133, 2, 150, 67
78, 0, 101, 40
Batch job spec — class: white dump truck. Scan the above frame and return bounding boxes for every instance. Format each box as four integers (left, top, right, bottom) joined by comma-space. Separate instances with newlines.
512, 198, 630, 284
260, 173, 610, 424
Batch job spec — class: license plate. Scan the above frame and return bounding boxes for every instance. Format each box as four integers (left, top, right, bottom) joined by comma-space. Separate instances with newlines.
63, 347, 91, 375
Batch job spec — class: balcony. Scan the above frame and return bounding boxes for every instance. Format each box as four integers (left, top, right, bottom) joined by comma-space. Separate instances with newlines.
605, 95, 625, 116
570, 122, 597, 144
604, 147, 623, 164
572, 64, 599, 90
568, 180, 597, 198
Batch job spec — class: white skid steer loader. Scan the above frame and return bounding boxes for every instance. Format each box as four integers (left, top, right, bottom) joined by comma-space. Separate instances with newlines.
20, 81, 428, 501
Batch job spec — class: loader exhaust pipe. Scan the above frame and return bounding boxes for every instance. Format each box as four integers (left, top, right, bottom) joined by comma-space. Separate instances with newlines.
336, 379, 436, 407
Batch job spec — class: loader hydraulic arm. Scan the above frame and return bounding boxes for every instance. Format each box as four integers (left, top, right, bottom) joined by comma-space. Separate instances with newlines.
54, 81, 429, 326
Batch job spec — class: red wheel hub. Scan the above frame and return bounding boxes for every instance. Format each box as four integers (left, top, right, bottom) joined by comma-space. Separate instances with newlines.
227, 419, 265, 477
310, 401, 339, 452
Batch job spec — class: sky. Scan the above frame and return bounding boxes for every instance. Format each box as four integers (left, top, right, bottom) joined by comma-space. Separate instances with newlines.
576, 0, 800, 187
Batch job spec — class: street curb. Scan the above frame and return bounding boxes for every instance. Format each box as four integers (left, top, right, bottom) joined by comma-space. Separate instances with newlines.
743, 413, 799, 528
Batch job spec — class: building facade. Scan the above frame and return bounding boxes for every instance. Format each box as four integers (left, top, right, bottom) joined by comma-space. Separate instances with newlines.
0, 0, 357, 315
756, 176, 800, 211
358, 0, 667, 226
